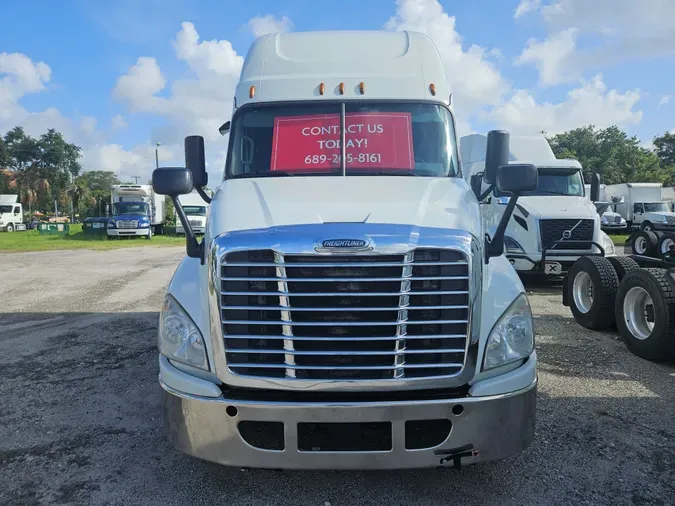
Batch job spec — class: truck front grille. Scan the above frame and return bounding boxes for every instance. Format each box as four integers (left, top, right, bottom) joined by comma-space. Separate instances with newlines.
219, 249, 470, 381
540, 219, 594, 251
116, 220, 138, 229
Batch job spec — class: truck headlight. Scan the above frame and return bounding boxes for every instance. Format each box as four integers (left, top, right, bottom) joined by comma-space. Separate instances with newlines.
159, 295, 209, 371
504, 235, 525, 253
600, 233, 615, 256
661, 215, 669, 223
483, 293, 534, 371
107, 219, 116, 228
601, 215, 608, 224
139, 220, 150, 228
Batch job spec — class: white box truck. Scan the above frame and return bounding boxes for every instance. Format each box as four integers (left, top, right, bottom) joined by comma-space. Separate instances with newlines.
107, 184, 165, 239
150, 30, 539, 470
584, 183, 627, 232
604, 183, 675, 232
0, 195, 25, 232
176, 190, 208, 235
461, 134, 615, 276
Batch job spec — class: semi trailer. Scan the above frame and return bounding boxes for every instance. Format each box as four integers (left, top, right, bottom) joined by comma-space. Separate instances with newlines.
151, 30, 538, 470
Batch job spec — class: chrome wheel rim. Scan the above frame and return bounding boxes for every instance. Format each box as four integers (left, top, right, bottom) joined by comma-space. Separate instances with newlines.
573, 271, 594, 313
634, 237, 647, 254
623, 286, 655, 340
660, 238, 675, 255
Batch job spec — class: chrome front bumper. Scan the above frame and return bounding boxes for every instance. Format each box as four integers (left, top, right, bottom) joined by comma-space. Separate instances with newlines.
107, 228, 150, 237
161, 377, 537, 470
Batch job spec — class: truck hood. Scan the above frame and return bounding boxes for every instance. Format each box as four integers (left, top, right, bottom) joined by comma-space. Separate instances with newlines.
516, 196, 598, 219
210, 176, 482, 236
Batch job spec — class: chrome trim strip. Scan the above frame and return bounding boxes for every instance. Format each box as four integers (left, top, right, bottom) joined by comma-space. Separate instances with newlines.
221, 305, 469, 311
223, 261, 467, 268
221, 290, 470, 297
209, 223, 482, 392
223, 348, 465, 355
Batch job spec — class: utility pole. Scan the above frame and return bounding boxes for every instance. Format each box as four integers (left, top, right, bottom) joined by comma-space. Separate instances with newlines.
155, 141, 161, 169
131, 176, 141, 184
70, 171, 75, 224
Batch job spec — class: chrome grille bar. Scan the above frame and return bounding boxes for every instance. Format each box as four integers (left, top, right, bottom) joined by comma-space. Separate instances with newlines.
219, 247, 470, 382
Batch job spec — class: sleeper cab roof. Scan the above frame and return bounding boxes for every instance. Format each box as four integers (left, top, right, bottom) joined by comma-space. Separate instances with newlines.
235, 30, 450, 107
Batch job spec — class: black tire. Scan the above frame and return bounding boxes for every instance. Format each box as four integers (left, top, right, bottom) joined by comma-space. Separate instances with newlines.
630, 231, 658, 257
640, 221, 654, 232
5, 223, 14, 232
567, 256, 619, 330
657, 232, 675, 260
607, 256, 640, 281
615, 268, 675, 361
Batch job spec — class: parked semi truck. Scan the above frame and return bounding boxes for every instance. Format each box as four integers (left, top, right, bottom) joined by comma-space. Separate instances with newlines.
107, 184, 165, 239
584, 183, 627, 233
461, 134, 615, 276
0, 195, 25, 232
176, 190, 208, 235
150, 30, 538, 470
605, 183, 675, 232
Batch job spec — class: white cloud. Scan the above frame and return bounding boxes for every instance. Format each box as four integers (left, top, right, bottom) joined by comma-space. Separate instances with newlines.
385, 0, 508, 117
489, 74, 642, 135
111, 114, 127, 130
515, 28, 579, 86
520, 0, 675, 85
247, 14, 294, 38
514, 0, 541, 19
658, 95, 671, 107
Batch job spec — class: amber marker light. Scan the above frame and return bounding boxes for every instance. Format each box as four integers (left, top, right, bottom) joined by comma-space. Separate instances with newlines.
339, 82, 345, 95
319, 83, 325, 95
429, 83, 436, 96
249, 85, 256, 98
359, 82, 365, 94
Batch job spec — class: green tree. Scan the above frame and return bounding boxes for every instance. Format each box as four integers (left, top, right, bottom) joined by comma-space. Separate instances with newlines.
547, 125, 671, 185
653, 131, 675, 168
76, 170, 121, 216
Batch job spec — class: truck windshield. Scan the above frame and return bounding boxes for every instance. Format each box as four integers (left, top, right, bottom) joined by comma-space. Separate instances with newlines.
183, 206, 207, 216
114, 202, 149, 215
496, 168, 584, 197
225, 102, 458, 178
0, 205, 12, 213
644, 202, 669, 212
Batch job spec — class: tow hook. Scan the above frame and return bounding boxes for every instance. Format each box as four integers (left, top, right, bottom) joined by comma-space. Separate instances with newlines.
434, 444, 479, 470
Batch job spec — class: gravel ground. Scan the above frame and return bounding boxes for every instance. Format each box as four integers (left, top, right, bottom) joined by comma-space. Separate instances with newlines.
0, 248, 673, 506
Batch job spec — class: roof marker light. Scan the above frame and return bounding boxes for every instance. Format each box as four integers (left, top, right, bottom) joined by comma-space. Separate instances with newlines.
249, 85, 256, 99
319, 83, 325, 95
359, 82, 365, 95
339, 82, 345, 95
429, 83, 436, 96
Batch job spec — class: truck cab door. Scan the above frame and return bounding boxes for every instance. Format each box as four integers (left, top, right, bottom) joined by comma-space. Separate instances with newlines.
13, 205, 21, 222
633, 203, 644, 223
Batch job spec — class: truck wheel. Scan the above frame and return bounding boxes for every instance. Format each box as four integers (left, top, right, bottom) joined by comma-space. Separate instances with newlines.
567, 256, 619, 330
640, 221, 654, 232
607, 256, 639, 282
631, 231, 658, 256
5, 223, 14, 233
657, 232, 675, 259
615, 268, 675, 361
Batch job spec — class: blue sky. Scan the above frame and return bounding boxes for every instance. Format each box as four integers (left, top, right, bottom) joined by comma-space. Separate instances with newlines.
1, 0, 673, 181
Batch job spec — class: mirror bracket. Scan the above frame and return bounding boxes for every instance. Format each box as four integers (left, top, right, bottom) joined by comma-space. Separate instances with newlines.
172, 195, 204, 263
485, 193, 521, 262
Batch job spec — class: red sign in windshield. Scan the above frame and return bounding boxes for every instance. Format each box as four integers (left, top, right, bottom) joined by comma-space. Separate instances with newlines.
270, 112, 414, 172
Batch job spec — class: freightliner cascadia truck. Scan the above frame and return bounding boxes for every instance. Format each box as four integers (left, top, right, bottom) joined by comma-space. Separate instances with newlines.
152, 30, 538, 470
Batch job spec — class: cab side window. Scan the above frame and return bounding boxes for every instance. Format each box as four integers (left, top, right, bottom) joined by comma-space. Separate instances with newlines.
633, 203, 643, 213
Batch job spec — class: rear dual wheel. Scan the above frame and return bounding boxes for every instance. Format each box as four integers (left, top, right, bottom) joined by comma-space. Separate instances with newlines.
657, 232, 675, 260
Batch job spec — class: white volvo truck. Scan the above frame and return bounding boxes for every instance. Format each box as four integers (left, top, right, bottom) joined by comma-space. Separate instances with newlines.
584, 183, 627, 233
151, 30, 538, 470
461, 134, 615, 276
0, 195, 25, 232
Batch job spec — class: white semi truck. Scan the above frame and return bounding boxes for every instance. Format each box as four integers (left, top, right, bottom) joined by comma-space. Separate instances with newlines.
605, 183, 675, 232
461, 134, 615, 276
176, 190, 208, 235
150, 30, 539, 470
584, 183, 627, 233
108, 184, 165, 239
0, 195, 25, 232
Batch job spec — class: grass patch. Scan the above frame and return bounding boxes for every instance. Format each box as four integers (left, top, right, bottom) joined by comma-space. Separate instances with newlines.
610, 234, 630, 245
0, 224, 184, 252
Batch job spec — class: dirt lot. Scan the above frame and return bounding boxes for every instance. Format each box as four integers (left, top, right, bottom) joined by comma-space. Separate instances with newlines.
1, 247, 673, 506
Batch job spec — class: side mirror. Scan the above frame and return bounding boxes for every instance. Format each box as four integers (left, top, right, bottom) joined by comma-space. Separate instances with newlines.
486, 163, 537, 262
496, 163, 538, 194
185, 136, 207, 188
219, 121, 230, 136
152, 167, 202, 262
151, 167, 193, 196
590, 172, 601, 202
484, 130, 510, 185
